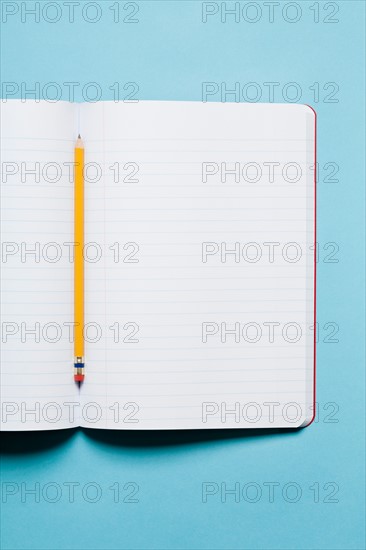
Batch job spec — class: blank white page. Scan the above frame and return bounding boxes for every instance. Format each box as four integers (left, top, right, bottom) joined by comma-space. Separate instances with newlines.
80, 101, 315, 430
0, 100, 78, 431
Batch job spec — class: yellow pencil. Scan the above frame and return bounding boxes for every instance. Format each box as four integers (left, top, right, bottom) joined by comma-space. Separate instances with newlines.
74, 135, 85, 382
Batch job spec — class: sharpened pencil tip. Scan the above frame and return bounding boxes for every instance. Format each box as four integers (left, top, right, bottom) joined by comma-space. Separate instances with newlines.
75, 135, 84, 149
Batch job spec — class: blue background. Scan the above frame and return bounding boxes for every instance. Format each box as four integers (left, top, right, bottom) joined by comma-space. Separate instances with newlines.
1, 1, 365, 549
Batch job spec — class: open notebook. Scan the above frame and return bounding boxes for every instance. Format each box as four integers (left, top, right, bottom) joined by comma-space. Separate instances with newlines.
0, 100, 316, 430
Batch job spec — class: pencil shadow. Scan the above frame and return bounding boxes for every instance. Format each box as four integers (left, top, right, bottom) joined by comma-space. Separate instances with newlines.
0, 428, 76, 456
83, 426, 301, 449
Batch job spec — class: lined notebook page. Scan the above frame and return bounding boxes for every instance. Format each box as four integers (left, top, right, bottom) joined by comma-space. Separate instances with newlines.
0, 101, 78, 430
80, 101, 315, 429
